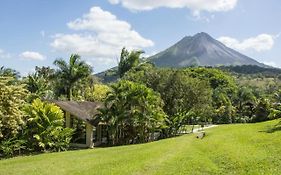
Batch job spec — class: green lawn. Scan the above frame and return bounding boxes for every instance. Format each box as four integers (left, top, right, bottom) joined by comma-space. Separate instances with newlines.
1, 120, 280, 175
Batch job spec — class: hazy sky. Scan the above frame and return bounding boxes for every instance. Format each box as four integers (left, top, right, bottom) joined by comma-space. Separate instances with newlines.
0, 0, 280, 75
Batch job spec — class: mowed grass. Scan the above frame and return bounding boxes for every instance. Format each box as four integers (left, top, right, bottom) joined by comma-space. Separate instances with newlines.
0, 120, 280, 175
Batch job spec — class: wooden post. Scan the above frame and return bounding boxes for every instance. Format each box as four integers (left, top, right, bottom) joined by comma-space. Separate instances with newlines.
86, 123, 94, 148
98, 125, 102, 143
65, 112, 71, 128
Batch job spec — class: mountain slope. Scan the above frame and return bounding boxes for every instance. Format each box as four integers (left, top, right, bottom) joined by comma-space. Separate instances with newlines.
149, 32, 266, 67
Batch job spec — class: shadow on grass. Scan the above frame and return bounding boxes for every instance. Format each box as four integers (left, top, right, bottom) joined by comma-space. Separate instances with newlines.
260, 121, 281, 133
265, 126, 281, 133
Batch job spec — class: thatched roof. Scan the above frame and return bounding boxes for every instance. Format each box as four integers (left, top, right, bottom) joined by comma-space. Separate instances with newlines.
50, 101, 104, 126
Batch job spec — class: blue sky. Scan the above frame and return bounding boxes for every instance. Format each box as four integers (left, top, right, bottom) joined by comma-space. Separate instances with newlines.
0, 0, 280, 75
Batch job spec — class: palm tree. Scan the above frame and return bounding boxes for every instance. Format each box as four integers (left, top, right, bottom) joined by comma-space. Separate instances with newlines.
98, 80, 166, 145
53, 54, 92, 100
118, 48, 144, 78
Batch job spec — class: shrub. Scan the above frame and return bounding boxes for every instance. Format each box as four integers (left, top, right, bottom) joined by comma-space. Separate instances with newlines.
252, 98, 270, 122
0, 138, 26, 157
0, 76, 27, 140
85, 84, 111, 102
0, 76, 28, 157
24, 99, 74, 152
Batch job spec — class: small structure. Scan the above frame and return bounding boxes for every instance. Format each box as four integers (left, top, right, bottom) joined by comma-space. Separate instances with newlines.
51, 100, 104, 148
196, 132, 205, 139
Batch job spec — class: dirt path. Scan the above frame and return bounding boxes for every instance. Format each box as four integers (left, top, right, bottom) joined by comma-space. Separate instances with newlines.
179, 125, 218, 134
191, 125, 218, 133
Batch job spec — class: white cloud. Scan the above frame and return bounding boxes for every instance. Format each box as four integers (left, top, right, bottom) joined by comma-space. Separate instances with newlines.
108, 0, 238, 14
0, 49, 11, 59
20, 51, 45, 61
217, 34, 275, 52
51, 34, 121, 61
51, 6, 153, 65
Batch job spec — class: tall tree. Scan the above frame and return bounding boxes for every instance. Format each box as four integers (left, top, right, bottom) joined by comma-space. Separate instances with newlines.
99, 80, 166, 145
118, 48, 144, 78
25, 66, 55, 101
125, 68, 213, 127
34, 66, 55, 80
53, 54, 92, 100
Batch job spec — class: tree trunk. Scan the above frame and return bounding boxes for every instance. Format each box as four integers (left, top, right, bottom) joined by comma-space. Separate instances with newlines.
68, 87, 73, 101
191, 125, 195, 133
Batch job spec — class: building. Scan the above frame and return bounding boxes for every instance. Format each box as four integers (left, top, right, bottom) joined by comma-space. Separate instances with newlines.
51, 100, 106, 148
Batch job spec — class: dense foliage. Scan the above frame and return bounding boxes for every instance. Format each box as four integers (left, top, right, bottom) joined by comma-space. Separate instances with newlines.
24, 99, 74, 152
25, 66, 55, 101
0, 77, 27, 140
118, 47, 144, 78
0, 77, 27, 157
84, 84, 111, 102
1, 50, 281, 158
123, 63, 281, 125
220, 65, 281, 76
54, 54, 92, 100
99, 80, 167, 145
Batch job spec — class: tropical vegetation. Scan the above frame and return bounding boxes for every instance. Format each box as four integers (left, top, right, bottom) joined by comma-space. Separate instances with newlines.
0, 48, 281, 159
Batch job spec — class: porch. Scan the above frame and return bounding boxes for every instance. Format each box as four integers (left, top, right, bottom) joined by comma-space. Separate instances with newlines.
51, 100, 106, 148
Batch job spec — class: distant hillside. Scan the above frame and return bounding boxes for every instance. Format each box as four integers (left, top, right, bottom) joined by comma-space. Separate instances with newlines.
96, 64, 281, 83
96, 67, 119, 83
219, 65, 281, 77
149, 32, 266, 68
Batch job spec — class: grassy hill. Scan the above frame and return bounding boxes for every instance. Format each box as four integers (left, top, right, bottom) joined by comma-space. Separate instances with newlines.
0, 120, 280, 175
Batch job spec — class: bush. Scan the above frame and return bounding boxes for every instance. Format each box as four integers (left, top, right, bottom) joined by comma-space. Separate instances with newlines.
0, 76, 28, 157
252, 98, 270, 122
0, 138, 26, 157
0, 76, 27, 140
85, 84, 111, 102
24, 99, 74, 152
269, 102, 281, 120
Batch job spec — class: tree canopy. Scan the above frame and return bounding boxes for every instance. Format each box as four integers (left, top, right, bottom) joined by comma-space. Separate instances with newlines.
54, 54, 92, 100
118, 47, 144, 78
99, 80, 167, 145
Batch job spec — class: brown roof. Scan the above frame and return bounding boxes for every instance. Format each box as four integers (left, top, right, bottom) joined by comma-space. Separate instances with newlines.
50, 100, 104, 126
